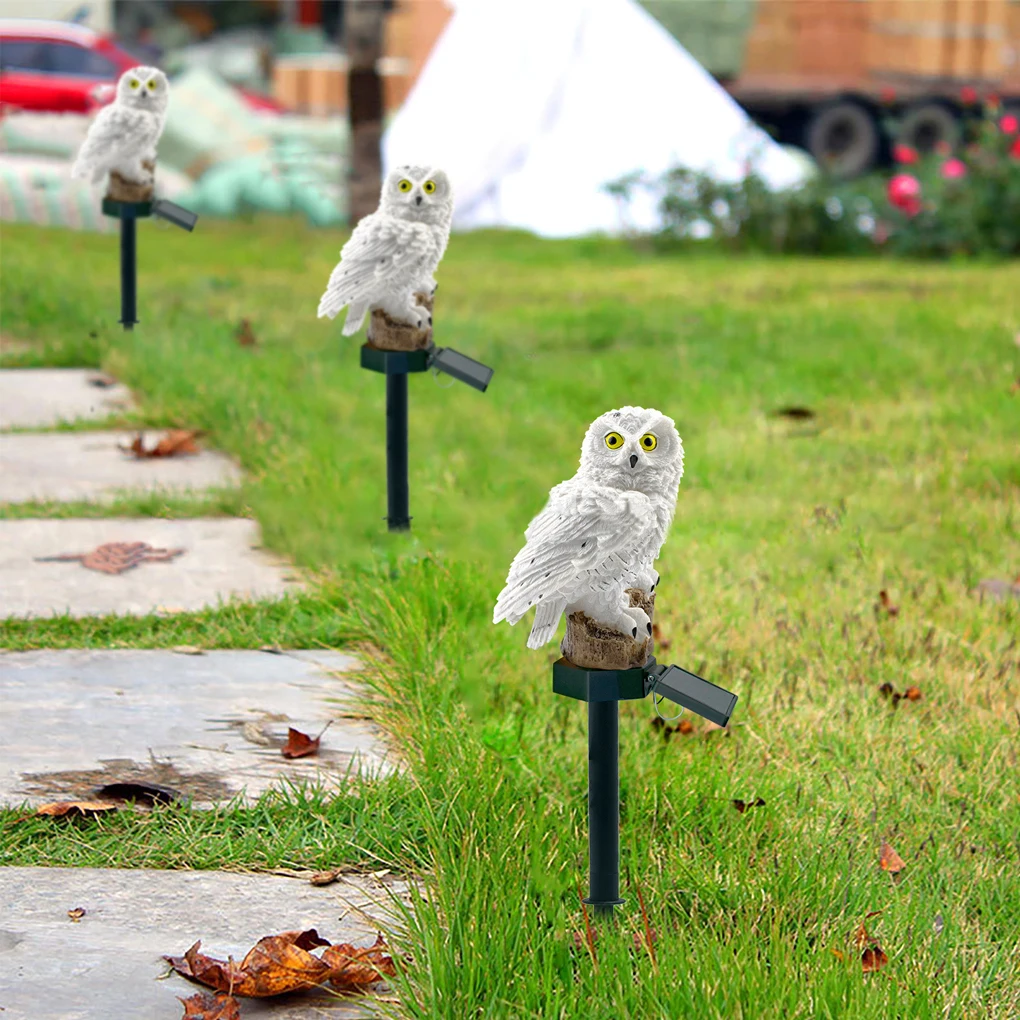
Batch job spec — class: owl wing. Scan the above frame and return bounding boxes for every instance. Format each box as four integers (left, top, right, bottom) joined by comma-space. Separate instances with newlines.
71, 105, 139, 179
317, 214, 432, 319
493, 481, 654, 627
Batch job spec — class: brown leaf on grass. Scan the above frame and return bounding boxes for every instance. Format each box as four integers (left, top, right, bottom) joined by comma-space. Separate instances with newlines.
35, 800, 119, 818
166, 931, 334, 998
877, 590, 899, 617
732, 797, 766, 814
235, 319, 257, 347
321, 934, 396, 990
122, 429, 203, 459
676, 718, 694, 735
861, 946, 889, 973
904, 686, 922, 701
179, 991, 240, 1020
878, 681, 895, 698
68, 907, 86, 921
880, 840, 906, 874
281, 721, 332, 760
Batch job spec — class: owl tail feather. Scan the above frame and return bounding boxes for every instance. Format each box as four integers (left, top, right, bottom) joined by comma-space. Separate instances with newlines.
526, 600, 566, 650
340, 301, 369, 336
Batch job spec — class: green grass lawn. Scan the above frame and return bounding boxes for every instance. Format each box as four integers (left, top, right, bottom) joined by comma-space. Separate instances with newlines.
1, 217, 1019, 1018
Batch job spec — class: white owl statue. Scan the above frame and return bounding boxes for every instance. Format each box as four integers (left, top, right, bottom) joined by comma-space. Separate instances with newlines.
317, 165, 454, 335
494, 407, 684, 650
71, 67, 170, 186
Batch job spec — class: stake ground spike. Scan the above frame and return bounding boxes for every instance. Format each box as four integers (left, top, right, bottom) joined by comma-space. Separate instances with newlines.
553, 655, 738, 918
102, 195, 197, 332
360, 335, 493, 533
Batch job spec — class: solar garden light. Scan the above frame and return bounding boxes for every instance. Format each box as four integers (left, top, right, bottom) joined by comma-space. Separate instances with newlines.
316, 165, 493, 533
493, 406, 738, 918
71, 66, 198, 330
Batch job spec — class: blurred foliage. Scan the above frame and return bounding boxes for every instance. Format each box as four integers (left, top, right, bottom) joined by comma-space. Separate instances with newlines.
608, 105, 1020, 259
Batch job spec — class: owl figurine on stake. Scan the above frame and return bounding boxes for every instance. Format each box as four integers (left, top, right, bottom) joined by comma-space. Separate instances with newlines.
71, 66, 169, 203
317, 165, 453, 352
494, 407, 684, 671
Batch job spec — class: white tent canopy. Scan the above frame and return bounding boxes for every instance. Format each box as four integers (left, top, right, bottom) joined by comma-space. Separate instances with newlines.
384, 0, 807, 237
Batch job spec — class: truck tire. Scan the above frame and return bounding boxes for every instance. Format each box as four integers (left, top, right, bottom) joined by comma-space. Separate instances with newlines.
804, 100, 879, 178
898, 102, 960, 154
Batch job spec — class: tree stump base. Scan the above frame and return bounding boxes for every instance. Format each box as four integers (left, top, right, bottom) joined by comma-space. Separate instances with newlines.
366, 292, 433, 352
561, 588, 655, 671
106, 160, 155, 203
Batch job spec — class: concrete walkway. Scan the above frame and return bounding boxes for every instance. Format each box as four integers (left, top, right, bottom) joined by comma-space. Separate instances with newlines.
0, 368, 132, 429
0, 866, 412, 1019
0, 518, 299, 617
0, 431, 242, 504
0, 649, 395, 808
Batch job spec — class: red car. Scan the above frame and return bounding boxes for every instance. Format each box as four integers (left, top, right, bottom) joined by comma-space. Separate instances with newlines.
0, 19, 141, 114
0, 19, 286, 116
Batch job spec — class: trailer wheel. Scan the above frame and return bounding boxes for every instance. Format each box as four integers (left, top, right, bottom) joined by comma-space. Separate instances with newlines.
804, 100, 879, 178
897, 102, 960, 155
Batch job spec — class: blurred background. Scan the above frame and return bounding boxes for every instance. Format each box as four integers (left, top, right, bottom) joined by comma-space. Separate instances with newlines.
0, 0, 1017, 252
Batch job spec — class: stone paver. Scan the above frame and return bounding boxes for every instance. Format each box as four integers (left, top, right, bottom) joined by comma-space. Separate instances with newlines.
0, 865, 412, 1019
0, 518, 299, 618
0, 431, 242, 504
0, 369, 132, 429
0, 649, 395, 808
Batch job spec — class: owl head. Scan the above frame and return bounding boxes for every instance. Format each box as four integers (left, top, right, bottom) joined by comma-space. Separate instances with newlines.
380, 165, 453, 225
115, 66, 169, 112
579, 406, 684, 499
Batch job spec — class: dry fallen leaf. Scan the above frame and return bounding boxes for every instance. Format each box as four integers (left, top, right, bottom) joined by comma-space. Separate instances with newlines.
676, 718, 694, 735
165, 930, 394, 999
732, 797, 766, 814
322, 934, 397, 991
68, 907, 86, 922
880, 840, 906, 874
877, 590, 899, 617
35, 800, 119, 818
122, 429, 203, 459
861, 946, 889, 973
36, 542, 185, 575
179, 991, 241, 1020
309, 867, 343, 887
235, 319, 257, 347
281, 721, 332, 760
904, 686, 922, 701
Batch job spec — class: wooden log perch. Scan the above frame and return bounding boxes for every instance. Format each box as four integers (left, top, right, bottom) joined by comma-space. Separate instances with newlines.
366, 291, 433, 351
106, 160, 155, 203
561, 587, 655, 671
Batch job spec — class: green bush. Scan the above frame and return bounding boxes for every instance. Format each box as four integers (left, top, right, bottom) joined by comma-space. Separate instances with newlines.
607, 105, 1020, 258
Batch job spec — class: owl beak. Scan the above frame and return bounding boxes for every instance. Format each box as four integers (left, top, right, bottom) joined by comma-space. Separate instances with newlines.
629, 454, 638, 468
415, 195, 422, 205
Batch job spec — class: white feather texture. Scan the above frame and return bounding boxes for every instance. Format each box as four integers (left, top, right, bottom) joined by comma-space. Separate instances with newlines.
317, 165, 454, 335
493, 406, 684, 649
71, 67, 169, 185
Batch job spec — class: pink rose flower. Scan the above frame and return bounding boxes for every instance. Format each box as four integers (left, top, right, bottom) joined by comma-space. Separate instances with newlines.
1001, 114, 1019, 135
941, 158, 967, 179
888, 173, 921, 214
892, 143, 919, 164
1011, 136, 1020, 160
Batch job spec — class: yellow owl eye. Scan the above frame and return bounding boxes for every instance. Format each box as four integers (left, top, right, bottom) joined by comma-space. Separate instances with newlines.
639, 433, 657, 451
604, 432, 625, 450
422, 179, 436, 194
398, 179, 412, 193
129, 79, 140, 89
146, 79, 156, 90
